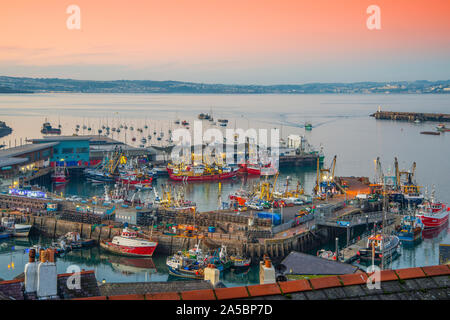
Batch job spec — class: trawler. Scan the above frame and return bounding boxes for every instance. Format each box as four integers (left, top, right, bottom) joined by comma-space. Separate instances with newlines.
168, 163, 238, 181
357, 233, 400, 262
100, 228, 158, 257
41, 121, 61, 135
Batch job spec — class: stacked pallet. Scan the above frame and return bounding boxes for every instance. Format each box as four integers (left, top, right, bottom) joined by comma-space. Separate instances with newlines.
60, 211, 103, 225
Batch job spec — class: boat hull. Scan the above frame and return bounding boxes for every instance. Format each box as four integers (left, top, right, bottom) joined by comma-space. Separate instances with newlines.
358, 236, 400, 262
169, 170, 237, 182
100, 241, 157, 257
167, 266, 204, 279
417, 212, 449, 229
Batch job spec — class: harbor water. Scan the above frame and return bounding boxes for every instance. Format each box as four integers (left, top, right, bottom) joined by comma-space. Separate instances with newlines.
0, 93, 449, 283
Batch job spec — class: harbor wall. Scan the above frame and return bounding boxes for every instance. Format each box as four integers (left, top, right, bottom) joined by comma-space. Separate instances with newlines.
0, 210, 340, 262
371, 111, 450, 122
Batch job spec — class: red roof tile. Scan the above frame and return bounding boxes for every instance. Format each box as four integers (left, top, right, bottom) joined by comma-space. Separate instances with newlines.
367, 269, 398, 282
181, 289, 216, 300
278, 280, 312, 294
421, 265, 450, 277
338, 273, 368, 286
145, 292, 181, 300
309, 276, 342, 290
395, 267, 426, 280
247, 283, 281, 297
214, 286, 249, 300
108, 294, 145, 300
72, 296, 107, 300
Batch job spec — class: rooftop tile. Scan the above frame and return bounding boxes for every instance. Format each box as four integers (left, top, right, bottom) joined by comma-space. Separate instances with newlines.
422, 265, 450, 277
395, 267, 426, 280
108, 294, 145, 300
145, 292, 181, 300
214, 286, 249, 300
278, 280, 312, 294
181, 289, 216, 300
73, 296, 107, 300
338, 273, 368, 286
309, 276, 342, 290
247, 283, 281, 297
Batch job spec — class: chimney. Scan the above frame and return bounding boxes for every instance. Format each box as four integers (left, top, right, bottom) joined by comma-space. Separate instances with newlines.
259, 255, 275, 285
37, 248, 57, 299
203, 263, 220, 287
24, 249, 37, 294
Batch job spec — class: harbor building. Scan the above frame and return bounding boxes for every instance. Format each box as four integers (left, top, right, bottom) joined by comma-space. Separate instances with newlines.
0, 142, 56, 179
29, 136, 91, 167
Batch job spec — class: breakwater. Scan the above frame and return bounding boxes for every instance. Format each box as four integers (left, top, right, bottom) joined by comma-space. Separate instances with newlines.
371, 110, 450, 122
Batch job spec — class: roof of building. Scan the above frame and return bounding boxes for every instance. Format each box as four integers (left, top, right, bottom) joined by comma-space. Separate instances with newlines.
0, 142, 58, 158
72, 264, 450, 300
280, 251, 360, 275
29, 136, 92, 142
0, 270, 100, 300
98, 280, 220, 297
0, 156, 28, 168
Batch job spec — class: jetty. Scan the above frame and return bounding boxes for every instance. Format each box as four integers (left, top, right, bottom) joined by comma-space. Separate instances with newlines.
371, 110, 450, 122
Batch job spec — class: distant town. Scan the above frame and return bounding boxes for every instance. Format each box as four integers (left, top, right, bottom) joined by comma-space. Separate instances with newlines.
0, 76, 449, 94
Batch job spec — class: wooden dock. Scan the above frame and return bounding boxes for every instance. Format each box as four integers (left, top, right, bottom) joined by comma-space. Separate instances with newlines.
371, 110, 450, 122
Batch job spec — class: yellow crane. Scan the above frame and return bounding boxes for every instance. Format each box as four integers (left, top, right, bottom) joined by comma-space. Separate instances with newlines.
314, 155, 336, 195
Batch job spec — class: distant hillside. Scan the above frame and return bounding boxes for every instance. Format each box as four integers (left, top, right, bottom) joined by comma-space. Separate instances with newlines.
0, 76, 449, 94
0, 85, 33, 93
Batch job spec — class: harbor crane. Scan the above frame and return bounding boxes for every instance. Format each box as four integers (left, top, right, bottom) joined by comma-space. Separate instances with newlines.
314, 155, 336, 195
374, 157, 384, 185
395, 157, 417, 189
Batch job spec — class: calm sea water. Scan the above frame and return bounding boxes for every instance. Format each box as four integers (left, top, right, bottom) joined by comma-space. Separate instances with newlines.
0, 93, 449, 283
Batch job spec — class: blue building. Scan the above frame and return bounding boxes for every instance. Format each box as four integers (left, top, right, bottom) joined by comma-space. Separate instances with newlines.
30, 136, 91, 167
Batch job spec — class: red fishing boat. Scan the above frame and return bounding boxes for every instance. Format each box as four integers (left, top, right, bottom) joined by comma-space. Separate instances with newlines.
239, 162, 278, 176
118, 173, 152, 185
51, 166, 69, 184
100, 228, 158, 257
416, 200, 449, 229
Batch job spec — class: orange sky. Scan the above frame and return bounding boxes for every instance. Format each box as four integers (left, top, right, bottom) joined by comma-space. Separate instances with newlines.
1, 0, 449, 83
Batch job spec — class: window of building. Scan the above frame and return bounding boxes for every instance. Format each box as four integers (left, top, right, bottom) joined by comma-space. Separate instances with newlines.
62, 148, 74, 154
76, 147, 89, 153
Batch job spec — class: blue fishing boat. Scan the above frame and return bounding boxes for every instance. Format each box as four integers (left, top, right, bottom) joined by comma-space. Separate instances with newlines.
397, 216, 424, 242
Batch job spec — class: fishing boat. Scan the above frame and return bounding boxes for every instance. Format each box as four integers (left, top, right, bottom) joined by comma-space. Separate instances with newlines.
118, 173, 152, 185
397, 216, 424, 242
416, 199, 449, 229
168, 164, 238, 182
41, 121, 61, 135
1, 217, 32, 237
246, 163, 278, 176
166, 252, 205, 279
305, 122, 312, 131
100, 228, 158, 257
436, 124, 450, 132
229, 255, 251, 269
51, 165, 69, 184
317, 249, 337, 261
357, 233, 400, 262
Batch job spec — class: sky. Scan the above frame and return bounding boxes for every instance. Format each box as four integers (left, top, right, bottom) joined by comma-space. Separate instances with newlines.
0, 0, 449, 84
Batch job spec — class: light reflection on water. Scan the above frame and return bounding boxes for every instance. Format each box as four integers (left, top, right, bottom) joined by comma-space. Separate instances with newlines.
0, 93, 449, 282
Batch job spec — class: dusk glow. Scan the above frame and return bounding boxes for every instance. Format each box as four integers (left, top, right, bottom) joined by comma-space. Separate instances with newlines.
1, 0, 450, 83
